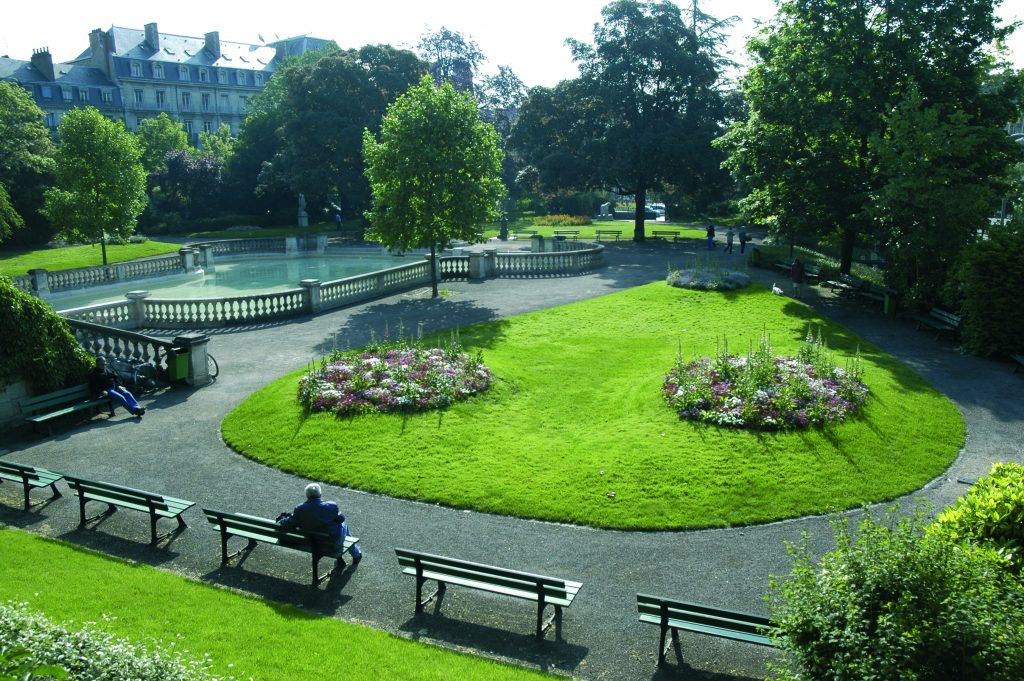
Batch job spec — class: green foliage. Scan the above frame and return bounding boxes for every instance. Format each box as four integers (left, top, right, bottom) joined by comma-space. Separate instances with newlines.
0, 276, 92, 392
771, 507, 1024, 681
952, 227, 1024, 356
134, 113, 190, 175
532, 214, 592, 226
196, 124, 234, 166
0, 183, 23, 242
0, 646, 66, 681
0, 81, 56, 245
930, 462, 1024, 574
363, 75, 504, 296
42, 108, 148, 264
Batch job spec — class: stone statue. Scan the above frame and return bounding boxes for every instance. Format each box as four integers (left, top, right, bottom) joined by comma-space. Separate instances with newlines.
297, 193, 309, 227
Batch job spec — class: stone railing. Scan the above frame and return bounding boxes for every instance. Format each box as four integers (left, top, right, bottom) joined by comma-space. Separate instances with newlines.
10, 275, 32, 293
21, 249, 198, 298
494, 248, 603, 276
317, 261, 432, 311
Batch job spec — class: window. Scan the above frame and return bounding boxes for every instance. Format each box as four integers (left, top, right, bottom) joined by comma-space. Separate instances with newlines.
101, 90, 113, 103
131, 61, 142, 77
134, 89, 144, 105
184, 120, 194, 134
78, 88, 89, 102
254, 73, 263, 86
153, 63, 164, 79
203, 121, 213, 133
41, 85, 52, 99
240, 95, 249, 111
220, 94, 229, 110
45, 112, 55, 128
179, 65, 190, 81
217, 69, 228, 84
156, 90, 165, 108
180, 92, 191, 109
236, 71, 246, 85
199, 68, 209, 83
62, 87, 72, 102
201, 93, 211, 111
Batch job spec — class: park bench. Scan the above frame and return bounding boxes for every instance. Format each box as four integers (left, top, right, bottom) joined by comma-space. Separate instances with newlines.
16, 384, 114, 436
1012, 354, 1024, 374
553, 229, 579, 240
857, 281, 897, 308
203, 508, 360, 586
911, 307, 961, 340
651, 230, 681, 242
774, 262, 821, 283
63, 475, 194, 544
636, 594, 779, 667
823, 273, 863, 298
595, 229, 621, 241
511, 229, 537, 240
395, 548, 582, 638
0, 460, 63, 511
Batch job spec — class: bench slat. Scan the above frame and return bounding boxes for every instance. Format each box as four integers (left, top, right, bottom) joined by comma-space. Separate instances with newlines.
400, 567, 578, 607
396, 548, 569, 589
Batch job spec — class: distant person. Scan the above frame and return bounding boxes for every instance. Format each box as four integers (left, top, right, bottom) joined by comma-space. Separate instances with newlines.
725, 227, 735, 254
334, 212, 342, 230
706, 223, 716, 250
88, 356, 145, 417
790, 258, 806, 298
738, 225, 748, 253
277, 483, 362, 564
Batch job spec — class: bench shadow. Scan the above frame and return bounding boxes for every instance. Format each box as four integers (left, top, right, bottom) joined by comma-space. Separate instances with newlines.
55, 526, 183, 566
200, 561, 354, 609
649, 660, 764, 681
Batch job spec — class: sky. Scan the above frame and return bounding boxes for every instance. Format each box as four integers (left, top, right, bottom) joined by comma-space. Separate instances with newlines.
1, 0, 1022, 89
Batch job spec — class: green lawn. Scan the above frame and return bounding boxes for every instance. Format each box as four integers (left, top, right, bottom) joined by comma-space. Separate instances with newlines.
223, 282, 963, 530
478, 220, 706, 240
0, 241, 182, 277
0, 527, 551, 681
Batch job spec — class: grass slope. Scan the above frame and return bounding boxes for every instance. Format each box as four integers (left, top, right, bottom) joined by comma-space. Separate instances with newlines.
0, 241, 182, 277
223, 282, 963, 530
0, 528, 550, 681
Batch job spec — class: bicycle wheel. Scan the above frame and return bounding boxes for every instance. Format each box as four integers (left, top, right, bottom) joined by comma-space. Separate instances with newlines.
206, 353, 219, 379
134, 363, 159, 392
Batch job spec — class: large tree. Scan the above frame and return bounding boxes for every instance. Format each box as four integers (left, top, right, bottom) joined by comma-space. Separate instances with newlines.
417, 26, 485, 94
135, 113, 190, 175
363, 75, 505, 297
0, 81, 56, 244
42, 107, 147, 265
715, 0, 1021, 292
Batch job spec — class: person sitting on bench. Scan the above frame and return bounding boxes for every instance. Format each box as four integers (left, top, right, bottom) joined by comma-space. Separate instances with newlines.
89, 356, 145, 418
277, 483, 362, 564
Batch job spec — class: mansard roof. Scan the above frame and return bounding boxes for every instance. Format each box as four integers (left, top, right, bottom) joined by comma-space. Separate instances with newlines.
0, 57, 114, 87
77, 26, 277, 71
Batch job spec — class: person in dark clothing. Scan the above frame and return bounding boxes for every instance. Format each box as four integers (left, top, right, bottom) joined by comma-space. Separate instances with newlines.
89, 356, 145, 417
705, 223, 716, 250
278, 483, 362, 562
790, 258, 806, 298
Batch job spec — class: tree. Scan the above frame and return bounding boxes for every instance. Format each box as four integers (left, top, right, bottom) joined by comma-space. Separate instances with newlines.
155, 150, 223, 219
0, 81, 56, 244
516, 0, 728, 241
417, 26, 485, 94
197, 123, 235, 166
715, 0, 1021, 288
363, 75, 505, 297
478, 65, 528, 139
135, 113, 190, 175
42, 108, 147, 265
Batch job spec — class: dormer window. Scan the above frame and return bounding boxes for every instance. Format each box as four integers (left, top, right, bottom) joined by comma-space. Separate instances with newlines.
130, 61, 142, 77
217, 69, 228, 84
254, 73, 263, 86
199, 68, 209, 83
153, 63, 164, 79
236, 71, 246, 85
179, 65, 190, 81
78, 89, 89, 102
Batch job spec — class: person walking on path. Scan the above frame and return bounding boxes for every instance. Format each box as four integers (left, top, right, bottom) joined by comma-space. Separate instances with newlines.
725, 227, 735, 254
89, 356, 145, 417
278, 483, 362, 564
738, 225, 748, 253
790, 258, 806, 298
706, 223, 716, 251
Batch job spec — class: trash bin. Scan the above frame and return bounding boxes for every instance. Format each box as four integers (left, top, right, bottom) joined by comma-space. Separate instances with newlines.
167, 349, 189, 381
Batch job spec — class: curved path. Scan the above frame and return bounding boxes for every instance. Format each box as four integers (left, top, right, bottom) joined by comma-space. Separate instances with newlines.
2, 238, 1022, 680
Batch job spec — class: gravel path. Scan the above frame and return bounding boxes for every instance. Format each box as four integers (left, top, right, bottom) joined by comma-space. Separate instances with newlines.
2, 236, 1022, 680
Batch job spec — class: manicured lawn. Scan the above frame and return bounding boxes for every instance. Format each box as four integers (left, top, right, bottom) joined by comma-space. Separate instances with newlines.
478, 220, 706, 241
223, 282, 963, 530
0, 241, 182, 277
0, 527, 551, 681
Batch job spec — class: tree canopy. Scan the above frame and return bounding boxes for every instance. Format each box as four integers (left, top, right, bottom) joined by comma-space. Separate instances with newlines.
42, 107, 147, 265
135, 113, 190, 175
0, 81, 56, 244
417, 26, 485, 93
363, 75, 505, 297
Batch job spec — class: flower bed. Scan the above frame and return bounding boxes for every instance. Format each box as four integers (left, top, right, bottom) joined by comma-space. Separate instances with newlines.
667, 268, 750, 291
663, 331, 868, 429
298, 341, 492, 416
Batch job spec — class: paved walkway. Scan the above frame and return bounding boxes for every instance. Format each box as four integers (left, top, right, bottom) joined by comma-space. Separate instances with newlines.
2, 236, 1022, 680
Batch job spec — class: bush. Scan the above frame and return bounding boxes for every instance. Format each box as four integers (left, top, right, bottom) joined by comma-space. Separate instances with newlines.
0, 602, 238, 681
531, 214, 592, 227
0, 277, 92, 392
770, 507, 1024, 681
930, 462, 1024, 574
953, 228, 1024, 357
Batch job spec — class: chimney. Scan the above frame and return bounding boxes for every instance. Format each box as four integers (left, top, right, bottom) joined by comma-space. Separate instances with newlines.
145, 23, 160, 51
30, 48, 55, 81
87, 28, 115, 79
204, 31, 221, 59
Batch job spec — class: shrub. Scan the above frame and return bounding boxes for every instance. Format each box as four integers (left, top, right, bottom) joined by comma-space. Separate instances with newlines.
0, 276, 92, 392
952, 228, 1024, 357
532, 214, 592, 227
0, 602, 238, 681
770, 507, 1024, 681
929, 462, 1024, 574
663, 329, 867, 429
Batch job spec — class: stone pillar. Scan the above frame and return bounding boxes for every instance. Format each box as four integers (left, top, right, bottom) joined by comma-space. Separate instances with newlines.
300, 279, 322, 314
173, 333, 212, 386
285, 236, 298, 256
424, 254, 439, 283
179, 247, 197, 272
483, 249, 497, 277
27, 269, 50, 298
198, 244, 215, 272
316, 233, 328, 254
468, 251, 484, 279
530, 234, 544, 253
126, 290, 150, 330
113, 263, 127, 282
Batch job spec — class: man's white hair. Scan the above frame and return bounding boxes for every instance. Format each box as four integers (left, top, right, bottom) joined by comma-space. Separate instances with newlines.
305, 483, 322, 499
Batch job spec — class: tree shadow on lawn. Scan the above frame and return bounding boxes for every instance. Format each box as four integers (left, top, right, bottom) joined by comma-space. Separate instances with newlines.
312, 297, 512, 357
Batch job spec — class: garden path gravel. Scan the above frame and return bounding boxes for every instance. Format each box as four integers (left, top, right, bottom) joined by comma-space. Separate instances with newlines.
2, 234, 1022, 680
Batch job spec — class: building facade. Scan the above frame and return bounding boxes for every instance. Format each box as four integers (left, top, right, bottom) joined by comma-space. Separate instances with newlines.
0, 23, 329, 142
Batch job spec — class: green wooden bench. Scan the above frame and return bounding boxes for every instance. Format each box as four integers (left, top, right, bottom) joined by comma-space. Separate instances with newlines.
595, 229, 621, 241
395, 548, 582, 639
203, 508, 360, 586
64, 475, 194, 544
0, 460, 63, 511
651, 229, 681, 242
823, 273, 862, 298
553, 229, 579, 240
16, 385, 114, 436
637, 594, 779, 666
511, 229, 537, 240
911, 307, 961, 339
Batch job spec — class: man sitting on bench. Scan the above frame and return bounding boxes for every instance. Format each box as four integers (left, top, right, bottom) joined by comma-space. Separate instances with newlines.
89, 356, 145, 418
277, 483, 362, 565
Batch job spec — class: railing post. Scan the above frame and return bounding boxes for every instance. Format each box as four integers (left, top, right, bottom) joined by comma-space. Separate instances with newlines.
179, 247, 197, 272
424, 254, 439, 283
113, 263, 127, 282
468, 252, 484, 279
173, 333, 212, 386
27, 269, 50, 298
316, 233, 327, 254
530, 234, 544, 253
483, 249, 497, 277
197, 244, 215, 272
300, 279, 322, 314
125, 290, 150, 330
285, 236, 298, 255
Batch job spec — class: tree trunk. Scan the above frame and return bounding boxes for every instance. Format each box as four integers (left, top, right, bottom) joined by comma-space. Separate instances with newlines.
100, 235, 108, 266
633, 187, 647, 242
839, 227, 856, 275
429, 241, 439, 298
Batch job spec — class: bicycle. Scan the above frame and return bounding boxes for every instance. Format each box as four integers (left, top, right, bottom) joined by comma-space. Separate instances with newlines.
108, 356, 160, 393
206, 353, 219, 380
